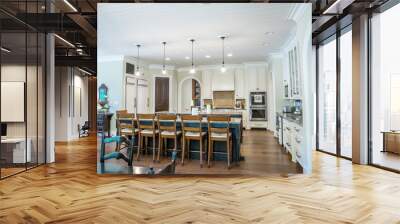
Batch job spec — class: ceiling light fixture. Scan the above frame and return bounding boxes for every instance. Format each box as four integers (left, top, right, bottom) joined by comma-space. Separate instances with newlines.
227, 53, 233, 57
162, 42, 167, 75
185, 56, 190, 60
189, 39, 196, 74
63, 0, 78, 12
54, 34, 75, 48
220, 36, 226, 73
135, 44, 141, 76
205, 55, 211, 58
1, 47, 11, 53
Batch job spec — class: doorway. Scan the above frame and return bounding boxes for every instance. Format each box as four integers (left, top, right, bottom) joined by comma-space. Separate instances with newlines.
155, 77, 170, 112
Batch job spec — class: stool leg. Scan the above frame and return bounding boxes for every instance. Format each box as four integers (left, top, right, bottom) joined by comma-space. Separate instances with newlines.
152, 134, 156, 162
227, 139, 231, 169
199, 138, 203, 168
158, 135, 162, 162
208, 138, 211, 168
136, 134, 142, 161
181, 136, 185, 165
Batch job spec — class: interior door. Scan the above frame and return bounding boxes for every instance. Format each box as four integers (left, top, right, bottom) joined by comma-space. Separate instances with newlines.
155, 77, 169, 112
125, 77, 136, 113
137, 79, 148, 114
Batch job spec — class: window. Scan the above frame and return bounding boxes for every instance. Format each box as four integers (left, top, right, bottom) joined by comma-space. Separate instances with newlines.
370, 3, 400, 171
340, 29, 352, 158
317, 37, 337, 154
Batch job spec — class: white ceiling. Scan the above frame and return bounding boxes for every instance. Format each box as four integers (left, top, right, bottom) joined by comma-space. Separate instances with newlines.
98, 3, 299, 67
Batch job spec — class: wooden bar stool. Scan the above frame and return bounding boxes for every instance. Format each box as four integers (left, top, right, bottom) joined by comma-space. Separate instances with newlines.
181, 115, 207, 167
116, 113, 138, 152
136, 114, 159, 161
157, 114, 181, 162
207, 116, 232, 169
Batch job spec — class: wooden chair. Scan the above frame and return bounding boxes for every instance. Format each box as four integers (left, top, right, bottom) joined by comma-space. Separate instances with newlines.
207, 116, 232, 169
181, 115, 207, 167
157, 114, 181, 162
116, 113, 138, 151
136, 114, 159, 161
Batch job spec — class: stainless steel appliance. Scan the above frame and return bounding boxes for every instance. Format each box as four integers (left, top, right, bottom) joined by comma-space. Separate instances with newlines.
250, 91, 266, 107
249, 91, 267, 121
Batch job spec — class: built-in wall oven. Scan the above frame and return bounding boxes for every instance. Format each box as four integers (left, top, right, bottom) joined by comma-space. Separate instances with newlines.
249, 91, 267, 121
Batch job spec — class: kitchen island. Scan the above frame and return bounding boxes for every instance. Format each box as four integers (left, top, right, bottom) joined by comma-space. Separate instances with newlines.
114, 113, 243, 162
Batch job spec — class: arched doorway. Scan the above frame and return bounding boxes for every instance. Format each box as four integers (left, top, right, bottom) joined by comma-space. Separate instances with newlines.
178, 77, 202, 113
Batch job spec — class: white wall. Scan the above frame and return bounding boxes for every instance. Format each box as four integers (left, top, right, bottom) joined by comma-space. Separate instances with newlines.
54, 67, 89, 141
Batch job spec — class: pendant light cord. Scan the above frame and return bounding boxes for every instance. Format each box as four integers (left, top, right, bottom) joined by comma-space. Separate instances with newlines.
191, 39, 194, 68
221, 36, 225, 66
136, 44, 140, 71
162, 42, 166, 70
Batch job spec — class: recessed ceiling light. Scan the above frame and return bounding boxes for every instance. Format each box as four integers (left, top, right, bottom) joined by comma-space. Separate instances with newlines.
227, 53, 233, 57
205, 55, 211, 58
185, 56, 190, 60
165, 57, 170, 61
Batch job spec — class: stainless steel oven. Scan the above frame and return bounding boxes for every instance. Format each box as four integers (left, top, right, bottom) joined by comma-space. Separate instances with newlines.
250, 91, 266, 107
250, 108, 267, 121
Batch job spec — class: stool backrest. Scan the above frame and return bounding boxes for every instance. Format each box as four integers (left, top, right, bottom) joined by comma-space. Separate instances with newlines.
207, 116, 230, 134
116, 113, 135, 135
158, 114, 177, 132
137, 114, 156, 130
181, 115, 202, 133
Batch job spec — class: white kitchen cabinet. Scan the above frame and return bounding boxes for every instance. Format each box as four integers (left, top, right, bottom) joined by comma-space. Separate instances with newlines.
245, 65, 267, 92
282, 119, 303, 163
246, 67, 258, 92
234, 68, 245, 99
256, 66, 267, 91
285, 46, 302, 99
211, 68, 234, 91
201, 70, 213, 99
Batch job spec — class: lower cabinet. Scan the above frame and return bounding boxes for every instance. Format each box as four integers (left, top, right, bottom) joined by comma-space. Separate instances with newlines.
282, 119, 303, 163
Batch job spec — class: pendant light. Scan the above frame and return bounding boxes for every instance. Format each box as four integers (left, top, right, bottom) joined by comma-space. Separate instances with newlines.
189, 39, 196, 74
220, 36, 226, 73
135, 44, 141, 76
162, 42, 167, 75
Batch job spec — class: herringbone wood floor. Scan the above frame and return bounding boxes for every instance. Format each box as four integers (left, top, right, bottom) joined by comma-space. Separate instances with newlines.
1, 131, 400, 223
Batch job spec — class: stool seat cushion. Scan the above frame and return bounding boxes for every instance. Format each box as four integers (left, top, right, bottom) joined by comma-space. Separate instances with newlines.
140, 129, 159, 135
211, 132, 231, 139
161, 130, 182, 136
185, 131, 206, 137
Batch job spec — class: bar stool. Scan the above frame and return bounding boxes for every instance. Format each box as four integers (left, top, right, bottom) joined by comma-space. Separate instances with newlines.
136, 114, 159, 161
207, 116, 232, 169
181, 115, 207, 167
157, 114, 181, 162
116, 113, 138, 152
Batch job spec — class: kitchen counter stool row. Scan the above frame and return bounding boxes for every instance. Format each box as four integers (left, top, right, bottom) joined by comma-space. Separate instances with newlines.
103, 111, 235, 169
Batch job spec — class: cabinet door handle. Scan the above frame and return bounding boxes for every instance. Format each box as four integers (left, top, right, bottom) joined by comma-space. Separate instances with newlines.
296, 151, 301, 158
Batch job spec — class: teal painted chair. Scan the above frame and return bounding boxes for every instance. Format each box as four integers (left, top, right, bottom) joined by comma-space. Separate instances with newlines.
100, 134, 135, 166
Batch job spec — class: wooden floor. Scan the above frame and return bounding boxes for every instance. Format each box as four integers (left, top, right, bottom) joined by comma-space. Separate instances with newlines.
1, 131, 400, 223
101, 130, 300, 175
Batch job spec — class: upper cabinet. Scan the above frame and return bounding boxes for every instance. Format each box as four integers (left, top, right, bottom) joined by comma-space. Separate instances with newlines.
286, 46, 302, 99
211, 68, 235, 91
234, 68, 245, 98
246, 64, 267, 92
